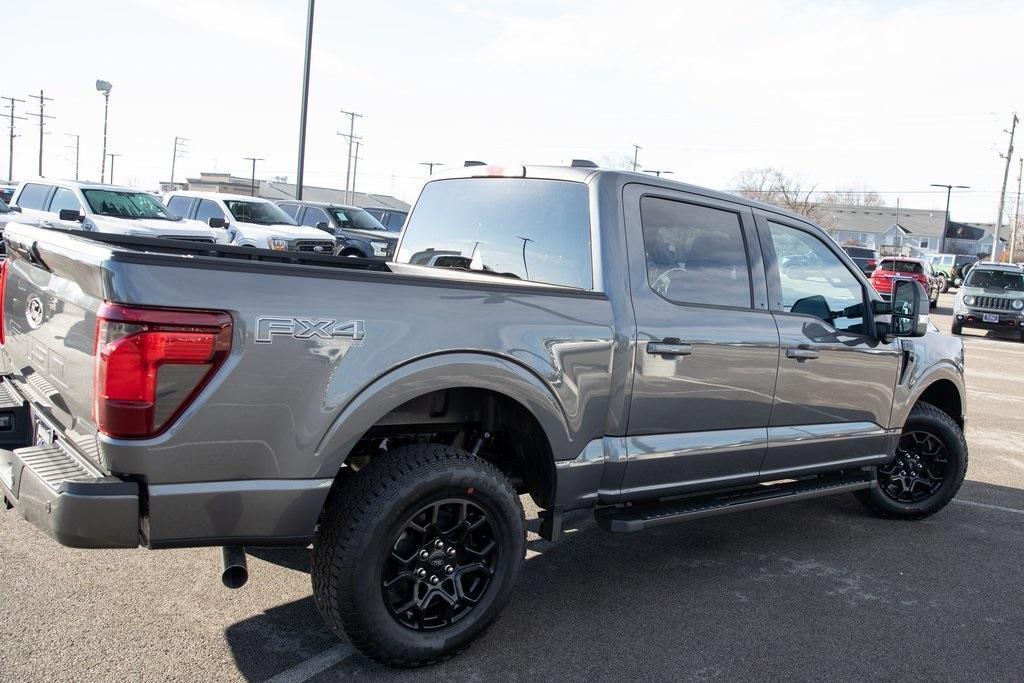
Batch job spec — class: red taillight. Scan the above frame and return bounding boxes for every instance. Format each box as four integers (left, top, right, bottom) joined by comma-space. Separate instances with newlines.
0, 259, 7, 345
93, 303, 232, 438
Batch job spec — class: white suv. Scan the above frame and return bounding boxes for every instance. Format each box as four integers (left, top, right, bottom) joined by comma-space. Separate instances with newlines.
163, 191, 336, 254
10, 180, 221, 242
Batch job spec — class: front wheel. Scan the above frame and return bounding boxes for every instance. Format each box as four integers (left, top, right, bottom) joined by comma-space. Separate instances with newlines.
312, 444, 525, 667
937, 274, 949, 293
855, 401, 967, 520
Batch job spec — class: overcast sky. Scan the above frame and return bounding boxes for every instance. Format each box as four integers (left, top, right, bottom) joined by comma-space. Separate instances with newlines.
4, 0, 1022, 221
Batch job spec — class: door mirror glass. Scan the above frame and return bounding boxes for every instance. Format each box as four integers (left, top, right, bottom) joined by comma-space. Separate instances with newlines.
890, 279, 928, 337
59, 209, 83, 222
208, 217, 228, 229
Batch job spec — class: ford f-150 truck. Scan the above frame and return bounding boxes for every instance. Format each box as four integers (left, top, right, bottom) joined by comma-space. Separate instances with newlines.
0, 164, 967, 667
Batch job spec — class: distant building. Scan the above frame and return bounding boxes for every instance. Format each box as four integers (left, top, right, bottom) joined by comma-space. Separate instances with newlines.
183, 172, 262, 196
825, 204, 999, 257
259, 180, 410, 211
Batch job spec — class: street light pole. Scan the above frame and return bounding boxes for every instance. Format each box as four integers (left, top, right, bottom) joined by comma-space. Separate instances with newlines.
244, 157, 265, 196
294, 0, 314, 200
96, 80, 112, 183
631, 144, 642, 172
992, 113, 1018, 262
65, 133, 80, 180
644, 170, 673, 178
419, 161, 443, 175
930, 183, 969, 254
516, 235, 534, 280
106, 153, 120, 185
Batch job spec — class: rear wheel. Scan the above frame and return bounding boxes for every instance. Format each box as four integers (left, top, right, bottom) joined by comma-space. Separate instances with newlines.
312, 444, 525, 667
856, 401, 966, 520
937, 274, 949, 294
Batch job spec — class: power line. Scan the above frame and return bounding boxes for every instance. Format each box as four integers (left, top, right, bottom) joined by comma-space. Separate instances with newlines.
106, 153, 121, 185
1, 96, 26, 181
420, 161, 443, 175
339, 109, 363, 205
65, 133, 80, 180
171, 136, 190, 184
28, 90, 54, 177
992, 113, 1018, 261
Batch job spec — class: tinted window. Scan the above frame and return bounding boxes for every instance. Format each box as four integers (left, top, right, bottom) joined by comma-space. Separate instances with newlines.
223, 200, 296, 225
49, 187, 82, 214
769, 222, 866, 333
82, 190, 176, 220
879, 259, 923, 274
301, 207, 331, 227
843, 247, 874, 259
279, 203, 300, 219
640, 197, 751, 308
385, 212, 406, 231
397, 178, 593, 289
166, 196, 194, 218
329, 207, 386, 231
195, 199, 225, 223
964, 268, 1024, 291
16, 183, 51, 210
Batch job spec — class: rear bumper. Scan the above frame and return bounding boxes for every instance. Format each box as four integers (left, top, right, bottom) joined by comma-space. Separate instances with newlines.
0, 446, 140, 548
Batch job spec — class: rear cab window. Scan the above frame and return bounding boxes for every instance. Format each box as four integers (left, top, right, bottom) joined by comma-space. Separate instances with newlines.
879, 259, 923, 274
397, 178, 593, 290
15, 183, 52, 210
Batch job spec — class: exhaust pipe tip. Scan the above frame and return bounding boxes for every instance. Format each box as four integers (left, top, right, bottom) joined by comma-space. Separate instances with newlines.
221, 546, 249, 589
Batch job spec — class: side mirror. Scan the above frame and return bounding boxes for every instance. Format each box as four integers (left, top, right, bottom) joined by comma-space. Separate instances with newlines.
59, 209, 84, 222
208, 217, 228, 229
890, 279, 929, 337
9, 204, 22, 213
315, 221, 330, 232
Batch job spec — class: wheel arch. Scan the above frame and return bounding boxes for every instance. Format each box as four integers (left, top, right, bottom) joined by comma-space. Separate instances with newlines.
914, 378, 964, 428
314, 352, 576, 508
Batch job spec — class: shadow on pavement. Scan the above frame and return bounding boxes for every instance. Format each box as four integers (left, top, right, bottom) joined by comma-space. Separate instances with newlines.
226, 482, 1024, 681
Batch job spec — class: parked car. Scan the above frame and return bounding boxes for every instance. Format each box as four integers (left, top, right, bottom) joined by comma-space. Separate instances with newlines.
362, 206, 407, 232
10, 180, 221, 242
0, 184, 16, 204
928, 253, 978, 293
276, 200, 397, 259
163, 191, 336, 253
0, 165, 967, 667
952, 262, 1024, 341
871, 257, 939, 308
842, 245, 880, 277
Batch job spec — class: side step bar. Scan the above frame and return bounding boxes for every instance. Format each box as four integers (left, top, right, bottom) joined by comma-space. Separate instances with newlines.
595, 471, 876, 533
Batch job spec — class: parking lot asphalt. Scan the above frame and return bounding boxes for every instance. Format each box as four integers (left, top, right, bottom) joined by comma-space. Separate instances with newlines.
2, 292, 1023, 682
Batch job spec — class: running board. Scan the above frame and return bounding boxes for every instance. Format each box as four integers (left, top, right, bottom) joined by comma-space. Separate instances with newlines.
595, 471, 876, 533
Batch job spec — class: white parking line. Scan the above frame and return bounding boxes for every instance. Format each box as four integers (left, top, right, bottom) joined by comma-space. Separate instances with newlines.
265, 643, 355, 683
954, 499, 1024, 516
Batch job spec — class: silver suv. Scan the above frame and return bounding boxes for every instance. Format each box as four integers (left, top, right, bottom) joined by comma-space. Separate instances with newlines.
952, 262, 1024, 341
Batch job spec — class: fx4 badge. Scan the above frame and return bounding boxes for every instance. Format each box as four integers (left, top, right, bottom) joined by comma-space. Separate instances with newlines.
255, 317, 366, 343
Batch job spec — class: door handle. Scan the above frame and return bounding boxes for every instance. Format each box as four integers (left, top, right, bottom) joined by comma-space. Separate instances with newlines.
785, 347, 819, 361
647, 340, 693, 357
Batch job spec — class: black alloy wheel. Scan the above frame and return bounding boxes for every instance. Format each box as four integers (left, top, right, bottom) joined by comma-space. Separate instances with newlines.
877, 430, 949, 504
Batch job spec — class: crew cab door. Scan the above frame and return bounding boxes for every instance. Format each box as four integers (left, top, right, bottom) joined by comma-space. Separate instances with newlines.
619, 185, 780, 500
755, 213, 901, 476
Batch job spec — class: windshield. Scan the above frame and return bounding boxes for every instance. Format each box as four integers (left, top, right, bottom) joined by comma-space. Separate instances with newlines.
82, 190, 177, 220
330, 207, 388, 231
844, 247, 873, 258
964, 268, 1024, 291
398, 178, 592, 289
879, 259, 923, 274
224, 200, 297, 225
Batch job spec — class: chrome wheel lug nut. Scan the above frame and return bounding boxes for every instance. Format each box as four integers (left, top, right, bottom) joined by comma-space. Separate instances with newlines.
446, 547, 456, 557
434, 539, 445, 549
429, 575, 440, 585
445, 564, 454, 574
416, 568, 427, 578
419, 550, 430, 559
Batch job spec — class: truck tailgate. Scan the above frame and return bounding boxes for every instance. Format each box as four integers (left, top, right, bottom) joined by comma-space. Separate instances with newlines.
1, 225, 108, 441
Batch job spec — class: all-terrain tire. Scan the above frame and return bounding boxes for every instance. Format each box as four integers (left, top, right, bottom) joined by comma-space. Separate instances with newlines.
312, 443, 526, 668
951, 322, 962, 335
937, 274, 949, 294
855, 401, 967, 520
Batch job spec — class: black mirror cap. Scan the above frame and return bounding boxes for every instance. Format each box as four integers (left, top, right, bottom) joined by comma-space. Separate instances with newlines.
59, 209, 84, 222
208, 217, 228, 229
890, 279, 929, 338
315, 221, 330, 231
9, 204, 21, 213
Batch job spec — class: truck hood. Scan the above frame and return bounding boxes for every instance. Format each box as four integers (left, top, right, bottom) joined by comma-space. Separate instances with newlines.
233, 221, 335, 241
341, 228, 398, 244
92, 216, 218, 238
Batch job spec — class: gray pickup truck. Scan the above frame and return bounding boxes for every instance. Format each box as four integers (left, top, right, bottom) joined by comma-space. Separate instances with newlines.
0, 164, 967, 667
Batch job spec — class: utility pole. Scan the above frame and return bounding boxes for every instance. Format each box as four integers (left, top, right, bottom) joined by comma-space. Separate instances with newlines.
992, 113, 1018, 262
339, 109, 363, 205
28, 90, 54, 177
644, 169, 673, 178
631, 144, 642, 172
516, 236, 534, 280
1010, 157, 1023, 263
350, 141, 361, 203
243, 156, 265, 196
930, 183, 970, 253
419, 161, 443, 175
106, 153, 120, 185
295, 0, 314, 200
65, 133, 80, 180
95, 80, 112, 182
1, 96, 26, 181
170, 136, 190, 184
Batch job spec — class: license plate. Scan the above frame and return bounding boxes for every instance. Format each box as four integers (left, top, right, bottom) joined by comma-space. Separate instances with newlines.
33, 418, 54, 448
983, 313, 999, 323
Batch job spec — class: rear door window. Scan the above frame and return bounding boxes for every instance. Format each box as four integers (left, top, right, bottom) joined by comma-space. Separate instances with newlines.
16, 183, 52, 210
301, 207, 331, 227
195, 199, 226, 223
166, 195, 194, 218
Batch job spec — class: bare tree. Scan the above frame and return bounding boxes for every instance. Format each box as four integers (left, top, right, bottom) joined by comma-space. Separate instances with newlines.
732, 167, 832, 226
823, 188, 884, 207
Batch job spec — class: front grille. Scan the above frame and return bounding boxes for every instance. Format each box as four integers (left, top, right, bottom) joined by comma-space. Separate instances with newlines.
17, 444, 92, 491
294, 240, 335, 253
161, 235, 217, 244
974, 296, 1013, 311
